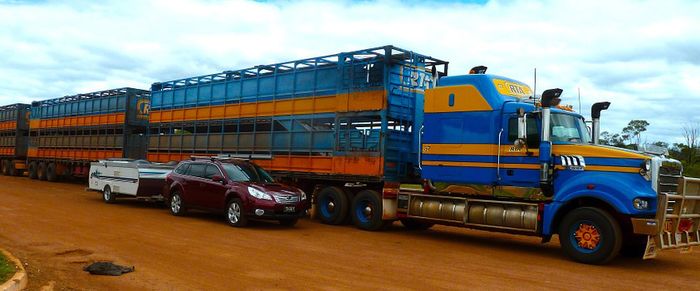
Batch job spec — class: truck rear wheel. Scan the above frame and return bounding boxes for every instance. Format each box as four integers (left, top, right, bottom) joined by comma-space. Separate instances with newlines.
37, 162, 47, 181
559, 207, 622, 265
351, 190, 385, 231
47, 163, 58, 182
28, 162, 38, 179
316, 186, 349, 225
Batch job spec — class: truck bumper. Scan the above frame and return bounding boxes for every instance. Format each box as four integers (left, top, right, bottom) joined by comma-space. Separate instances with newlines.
636, 177, 700, 259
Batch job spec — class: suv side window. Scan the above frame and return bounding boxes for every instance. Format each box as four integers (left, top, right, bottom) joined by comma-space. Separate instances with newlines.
174, 163, 189, 175
204, 165, 220, 179
188, 163, 206, 178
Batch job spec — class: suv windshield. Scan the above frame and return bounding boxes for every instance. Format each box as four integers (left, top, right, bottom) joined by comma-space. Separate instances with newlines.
221, 162, 274, 183
550, 113, 590, 144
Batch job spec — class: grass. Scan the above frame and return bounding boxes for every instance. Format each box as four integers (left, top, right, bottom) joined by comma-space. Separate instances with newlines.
0, 251, 16, 283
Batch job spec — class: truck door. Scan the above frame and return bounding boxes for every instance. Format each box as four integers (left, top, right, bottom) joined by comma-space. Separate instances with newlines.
495, 114, 545, 200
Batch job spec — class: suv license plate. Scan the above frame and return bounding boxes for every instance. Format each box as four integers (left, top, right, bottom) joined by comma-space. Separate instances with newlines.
284, 206, 296, 213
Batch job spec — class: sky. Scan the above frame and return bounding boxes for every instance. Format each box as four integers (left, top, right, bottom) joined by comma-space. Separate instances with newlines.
0, 0, 698, 144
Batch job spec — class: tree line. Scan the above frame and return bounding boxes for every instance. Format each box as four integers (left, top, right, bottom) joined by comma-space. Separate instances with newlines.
599, 120, 700, 177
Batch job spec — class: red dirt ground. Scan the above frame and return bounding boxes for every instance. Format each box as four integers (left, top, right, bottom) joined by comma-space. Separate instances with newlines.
0, 175, 699, 290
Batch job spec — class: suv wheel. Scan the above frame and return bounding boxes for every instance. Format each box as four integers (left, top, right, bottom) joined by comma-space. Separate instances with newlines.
169, 191, 187, 216
226, 198, 248, 227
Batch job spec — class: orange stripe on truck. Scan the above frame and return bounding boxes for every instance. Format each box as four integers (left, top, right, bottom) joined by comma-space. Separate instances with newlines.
149, 90, 386, 123
0, 121, 17, 131
28, 148, 122, 160
0, 147, 15, 156
30, 113, 126, 129
147, 153, 384, 176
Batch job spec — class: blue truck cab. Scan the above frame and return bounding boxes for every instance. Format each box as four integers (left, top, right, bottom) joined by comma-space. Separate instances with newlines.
386, 68, 700, 264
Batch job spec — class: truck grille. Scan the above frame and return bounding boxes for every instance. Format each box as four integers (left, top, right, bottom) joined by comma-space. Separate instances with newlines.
658, 162, 682, 197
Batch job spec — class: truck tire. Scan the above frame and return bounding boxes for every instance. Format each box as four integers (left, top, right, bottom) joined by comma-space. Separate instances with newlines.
226, 198, 248, 227
169, 191, 187, 216
400, 218, 434, 230
1, 160, 8, 176
37, 162, 47, 181
6, 161, 14, 176
103, 185, 117, 204
46, 163, 58, 182
316, 186, 349, 225
351, 190, 385, 231
559, 207, 622, 265
28, 162, 38, 179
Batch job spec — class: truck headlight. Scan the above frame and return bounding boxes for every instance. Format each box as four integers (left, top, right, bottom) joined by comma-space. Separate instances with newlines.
633, 198, 649, 210
248, 187, 273, 200
640, 160, 651, 181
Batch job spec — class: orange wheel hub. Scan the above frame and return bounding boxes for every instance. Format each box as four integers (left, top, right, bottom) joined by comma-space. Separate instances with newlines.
574, 223, 600, 250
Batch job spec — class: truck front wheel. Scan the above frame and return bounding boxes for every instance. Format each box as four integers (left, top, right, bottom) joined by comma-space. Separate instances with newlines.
351, 190, 385, 231
559, 207, 622, 265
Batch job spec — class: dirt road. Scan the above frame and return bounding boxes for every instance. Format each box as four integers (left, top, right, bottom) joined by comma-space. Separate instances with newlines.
0, 175, 698, 290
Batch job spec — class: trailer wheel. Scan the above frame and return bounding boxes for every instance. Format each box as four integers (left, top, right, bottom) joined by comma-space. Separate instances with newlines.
46, 163, 58, 182
351, 190, 385, 231
400, 218, 434, 230
1, 160, 8, 176
559, 207, 622, 265
226, 198, 248, 227
37, 162, 47, 181
28, 162, 38, 179
169, 191, 187, 216
103, 185, 117, 204
316, 186, 349, 225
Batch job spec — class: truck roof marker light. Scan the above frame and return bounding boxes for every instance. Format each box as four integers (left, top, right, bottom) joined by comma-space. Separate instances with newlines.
541, 88, 563, 107
469, 66, 487, 74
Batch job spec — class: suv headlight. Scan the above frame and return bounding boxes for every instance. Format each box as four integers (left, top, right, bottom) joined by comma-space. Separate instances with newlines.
640, 159, 651, 181
248, 187, 273, 200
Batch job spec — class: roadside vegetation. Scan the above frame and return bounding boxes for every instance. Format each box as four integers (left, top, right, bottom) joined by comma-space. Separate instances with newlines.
600, 120, 700, 177
0, 251, 16, 283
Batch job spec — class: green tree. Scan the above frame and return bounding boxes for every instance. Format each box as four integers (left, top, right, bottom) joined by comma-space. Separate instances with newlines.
621, 120, 649, 147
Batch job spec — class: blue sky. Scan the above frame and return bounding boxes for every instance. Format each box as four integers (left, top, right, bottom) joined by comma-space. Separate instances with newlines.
0, 0, 698, 144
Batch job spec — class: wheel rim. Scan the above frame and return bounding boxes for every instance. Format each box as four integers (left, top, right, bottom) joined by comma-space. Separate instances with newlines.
355, 198, 373, 224
103, 188, 111, 201
570, 220, 602, 253
171, 195, 181, 213
228, 202, 241, 224
319, 195, 335, 219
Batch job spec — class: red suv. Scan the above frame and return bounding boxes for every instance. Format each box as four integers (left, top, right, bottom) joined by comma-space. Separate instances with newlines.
163, 158, 308, 227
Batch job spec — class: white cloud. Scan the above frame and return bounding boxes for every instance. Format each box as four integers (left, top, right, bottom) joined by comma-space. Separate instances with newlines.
0, 0, 698, 143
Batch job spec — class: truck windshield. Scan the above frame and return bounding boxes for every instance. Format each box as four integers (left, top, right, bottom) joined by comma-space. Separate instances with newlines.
222, 163, 275, 183
550, 113, 590, 144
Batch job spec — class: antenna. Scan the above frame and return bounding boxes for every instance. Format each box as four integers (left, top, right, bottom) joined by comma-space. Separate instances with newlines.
578, 87, 582, 113
533, 68, 537, 104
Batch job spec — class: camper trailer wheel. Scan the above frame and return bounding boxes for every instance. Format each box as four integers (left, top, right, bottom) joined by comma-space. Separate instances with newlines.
103, 185, 117, 204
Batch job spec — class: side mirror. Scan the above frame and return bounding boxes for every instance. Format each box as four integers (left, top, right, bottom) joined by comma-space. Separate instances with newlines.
212, 175, 226, 184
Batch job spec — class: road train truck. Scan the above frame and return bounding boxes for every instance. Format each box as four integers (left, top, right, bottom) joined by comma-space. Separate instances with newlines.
145, 46, 698, 264
27, 88, 151, 181
0, 103, 30, 176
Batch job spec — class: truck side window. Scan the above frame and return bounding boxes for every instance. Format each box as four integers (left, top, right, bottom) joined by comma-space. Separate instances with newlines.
507, 117, 540, 149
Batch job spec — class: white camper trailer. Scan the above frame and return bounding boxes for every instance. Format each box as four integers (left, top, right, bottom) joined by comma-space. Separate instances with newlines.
89, 159, 176, 203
